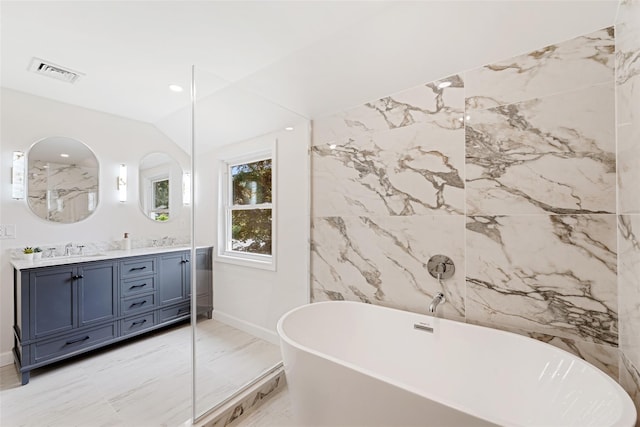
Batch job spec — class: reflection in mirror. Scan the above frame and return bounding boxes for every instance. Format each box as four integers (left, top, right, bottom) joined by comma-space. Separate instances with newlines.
139, 152, 182, 222
27, 136, 99, 223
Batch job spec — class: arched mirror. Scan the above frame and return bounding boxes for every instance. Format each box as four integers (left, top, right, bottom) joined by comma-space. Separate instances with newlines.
139, 152, 182, 222
27, 136, 99, 223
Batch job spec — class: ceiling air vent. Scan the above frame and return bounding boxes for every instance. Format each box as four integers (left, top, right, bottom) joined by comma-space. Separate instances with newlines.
28, 57, 83, 84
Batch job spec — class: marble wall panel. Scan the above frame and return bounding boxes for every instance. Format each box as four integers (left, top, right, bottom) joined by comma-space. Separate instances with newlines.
466, 214, 618, 346
312, 121, 465, 217
310, 25, 623, 384
617, 0, 640, 214
620, 353, 640, 427
465, 83, 616, 215
312, 75, 464, 146
619, 215, 640, 369
311, 215, 465, 321
465, 27, 614, 111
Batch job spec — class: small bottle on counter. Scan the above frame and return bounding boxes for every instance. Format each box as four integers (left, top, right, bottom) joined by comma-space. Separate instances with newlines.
123, 233, 131, 251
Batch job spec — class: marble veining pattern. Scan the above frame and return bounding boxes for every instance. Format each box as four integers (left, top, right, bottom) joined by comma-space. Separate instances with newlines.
616, 0, 640, 214
27, 160, 98, 223
466, 83, 615, 215
620, 353, 640, 427
312, 215, 465, 320
312, 121, 465, 217
313, 74, 464, 145
466, 215, 618, 346
465, 27, 614, 111
619, 215, 640, 369
309, 26, 624, 384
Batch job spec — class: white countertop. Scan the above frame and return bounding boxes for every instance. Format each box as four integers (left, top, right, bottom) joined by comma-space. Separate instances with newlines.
10, 245, 211, 271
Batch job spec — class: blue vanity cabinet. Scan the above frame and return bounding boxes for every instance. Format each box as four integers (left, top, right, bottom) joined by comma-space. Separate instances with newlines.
158, 251, 189, 306
15, 260, 118, 385
13, 247, 213, 385
29, 265, 77, 339
78, 261, 119, 327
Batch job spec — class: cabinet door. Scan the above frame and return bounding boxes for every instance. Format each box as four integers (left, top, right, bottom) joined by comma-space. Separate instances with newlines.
158, 252, 187, 305
78, 261, 118, 327
30, 266, 77, 338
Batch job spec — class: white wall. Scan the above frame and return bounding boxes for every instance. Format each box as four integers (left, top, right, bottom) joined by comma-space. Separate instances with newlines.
0, 88, 190, 364
194, 122, 310, 343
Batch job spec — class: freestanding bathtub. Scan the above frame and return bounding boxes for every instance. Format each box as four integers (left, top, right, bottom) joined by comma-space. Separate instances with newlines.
277, 301, 637, 427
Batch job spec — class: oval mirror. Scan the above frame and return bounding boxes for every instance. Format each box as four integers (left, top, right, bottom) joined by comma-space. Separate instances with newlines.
139, 152, 182, 222
27, 137, 99, 223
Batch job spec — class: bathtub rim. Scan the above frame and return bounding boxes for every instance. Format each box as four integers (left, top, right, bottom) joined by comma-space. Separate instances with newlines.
277, 300, 637, 427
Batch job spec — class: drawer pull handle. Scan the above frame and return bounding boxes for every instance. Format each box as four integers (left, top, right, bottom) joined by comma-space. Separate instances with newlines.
181, 259, 190, 264
130, 301, 147, 308
131, 319, 147, 327
72, 275, 84, 280
65, 335, 90, 345
130, 266, 147, 271
129, 283, 147, 289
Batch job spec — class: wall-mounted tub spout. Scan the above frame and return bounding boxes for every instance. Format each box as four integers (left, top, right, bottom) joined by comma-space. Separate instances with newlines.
429, 292, 446, 313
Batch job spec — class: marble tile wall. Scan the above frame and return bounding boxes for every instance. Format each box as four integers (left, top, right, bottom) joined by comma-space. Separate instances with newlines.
311, 25, 630, 385
616, 0, 640, 420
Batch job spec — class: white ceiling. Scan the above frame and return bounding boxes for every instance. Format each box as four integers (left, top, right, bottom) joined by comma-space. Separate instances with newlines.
1, 0, 619, 153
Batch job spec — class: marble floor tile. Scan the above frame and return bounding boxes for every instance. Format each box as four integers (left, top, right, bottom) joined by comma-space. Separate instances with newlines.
228, 385, 294, 427
466, 214, 618, 346
466, 83, 615, 215
313, 120, 465, 217
465, 27, 614, 111
0, 320, 282, 427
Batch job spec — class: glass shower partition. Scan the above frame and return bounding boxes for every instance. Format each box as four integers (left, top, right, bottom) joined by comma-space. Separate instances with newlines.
190, 65, 311, 421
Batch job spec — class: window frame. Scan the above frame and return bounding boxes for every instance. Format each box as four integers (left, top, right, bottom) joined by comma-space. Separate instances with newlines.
216, 145, 276, 271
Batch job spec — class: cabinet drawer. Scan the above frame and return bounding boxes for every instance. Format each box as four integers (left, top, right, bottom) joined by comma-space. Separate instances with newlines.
33, 324, 116, 363
121, 276, 155, 298
121, 293, 156, 316
159, 303, 190, 322
121, 312, 156, 336
120, 258, 155, 278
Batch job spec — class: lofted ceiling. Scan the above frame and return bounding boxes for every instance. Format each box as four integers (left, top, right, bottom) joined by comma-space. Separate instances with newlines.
1, 0, 619, 153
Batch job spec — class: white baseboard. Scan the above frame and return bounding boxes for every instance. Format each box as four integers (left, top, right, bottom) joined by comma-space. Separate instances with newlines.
211, 311, 279, 345
1, 351, 14, 367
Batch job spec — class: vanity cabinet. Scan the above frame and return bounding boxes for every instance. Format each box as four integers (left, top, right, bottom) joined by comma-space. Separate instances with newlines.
13, 247, 213, 385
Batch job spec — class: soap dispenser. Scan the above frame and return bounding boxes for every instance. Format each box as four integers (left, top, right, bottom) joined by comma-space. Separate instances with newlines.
123, 233, 131, 251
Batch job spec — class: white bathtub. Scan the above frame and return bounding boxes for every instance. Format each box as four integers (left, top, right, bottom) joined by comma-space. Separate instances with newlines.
277, 301, 637, 427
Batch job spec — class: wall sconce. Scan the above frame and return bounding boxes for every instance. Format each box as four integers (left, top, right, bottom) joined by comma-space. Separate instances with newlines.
12, 151, 25, 199
117, 164, 127, 202
182, 172, 191, 205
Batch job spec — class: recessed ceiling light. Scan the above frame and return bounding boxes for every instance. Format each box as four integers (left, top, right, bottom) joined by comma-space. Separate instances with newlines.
437, 81, 452, 89
284, 127, 294, 131
60, 153, 69, 158
169, 84, 183, 92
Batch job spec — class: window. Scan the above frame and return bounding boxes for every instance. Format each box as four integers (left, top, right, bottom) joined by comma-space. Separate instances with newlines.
218, 148, 275, 269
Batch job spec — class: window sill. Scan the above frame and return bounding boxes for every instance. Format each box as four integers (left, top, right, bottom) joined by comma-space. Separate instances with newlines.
215, 253, 276, 271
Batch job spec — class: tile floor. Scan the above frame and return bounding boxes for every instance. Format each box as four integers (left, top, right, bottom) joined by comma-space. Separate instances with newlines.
0, 319, 282, 427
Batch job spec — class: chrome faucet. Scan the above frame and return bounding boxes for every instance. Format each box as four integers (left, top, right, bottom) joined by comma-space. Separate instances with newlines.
429, 292, 446, 314
64, 243, 74, 256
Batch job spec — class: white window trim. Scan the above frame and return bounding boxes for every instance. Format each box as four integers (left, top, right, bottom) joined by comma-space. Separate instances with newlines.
216, 143, 276, 271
